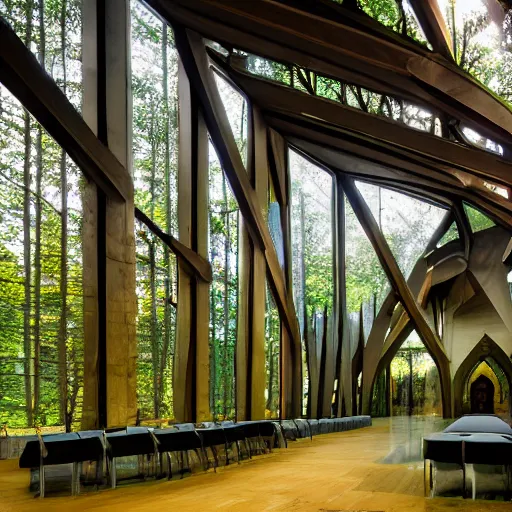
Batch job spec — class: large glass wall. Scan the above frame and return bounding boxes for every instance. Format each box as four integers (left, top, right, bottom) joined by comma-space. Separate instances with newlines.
209, 141, 239, 420
0, 0, 83, 110
290, 150, 334, 415
0, 82, 84, 431
356, 182, 447, 279
131, 1, 179, 421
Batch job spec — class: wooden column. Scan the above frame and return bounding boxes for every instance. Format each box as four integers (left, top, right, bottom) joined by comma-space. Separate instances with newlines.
81, 0, 137, 427
175, 59, 210, 422
250, 106, 268, 420
103, 0, 137, 427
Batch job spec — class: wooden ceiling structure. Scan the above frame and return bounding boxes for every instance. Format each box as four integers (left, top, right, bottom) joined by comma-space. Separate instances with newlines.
1, 0, 511, 424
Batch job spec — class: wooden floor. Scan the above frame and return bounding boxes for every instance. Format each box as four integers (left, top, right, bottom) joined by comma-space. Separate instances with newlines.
1, 418, 512, 512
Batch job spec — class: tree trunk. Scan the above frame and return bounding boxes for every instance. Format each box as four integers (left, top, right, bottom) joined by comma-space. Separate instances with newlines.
149, 97, 159, 419
149, 240, 159, 419
33, 0, 46, 425
58, 0, 69, 430
158, 23, 172, 415
23, 0, 34, 427
222, 175, 230, 419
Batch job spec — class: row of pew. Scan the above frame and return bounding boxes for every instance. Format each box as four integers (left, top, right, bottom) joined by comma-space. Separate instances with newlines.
17, 416, 372, 497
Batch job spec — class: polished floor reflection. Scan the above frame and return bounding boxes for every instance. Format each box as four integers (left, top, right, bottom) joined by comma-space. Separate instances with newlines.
1, 418, 511, 511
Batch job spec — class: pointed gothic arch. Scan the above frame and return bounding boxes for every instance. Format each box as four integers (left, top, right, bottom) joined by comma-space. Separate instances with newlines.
453, 335, 512, 417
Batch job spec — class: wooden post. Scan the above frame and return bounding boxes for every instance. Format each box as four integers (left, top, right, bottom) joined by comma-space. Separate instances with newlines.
175, 59, 210, 422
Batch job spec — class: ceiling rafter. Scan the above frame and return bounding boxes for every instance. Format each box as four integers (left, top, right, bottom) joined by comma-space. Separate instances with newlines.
146, 0, 512, 149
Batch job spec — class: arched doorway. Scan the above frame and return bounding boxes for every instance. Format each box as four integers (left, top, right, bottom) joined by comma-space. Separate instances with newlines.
453, 335, 512, 418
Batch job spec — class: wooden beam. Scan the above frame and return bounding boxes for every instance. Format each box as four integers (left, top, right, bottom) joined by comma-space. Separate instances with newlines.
135, 208, 212, 283
408, 0, 454, 61
229, 72, 512, 188
341, 177, 452, 417
0, 17, 133, 202
267, 116, 512, 228
172, 26, 301, 365
146, 0, 512, 148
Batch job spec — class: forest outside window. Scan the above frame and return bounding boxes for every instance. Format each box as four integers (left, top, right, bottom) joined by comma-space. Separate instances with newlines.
208, 140, 239, 421
131, 0, 179, 422
0, 82, 84, 432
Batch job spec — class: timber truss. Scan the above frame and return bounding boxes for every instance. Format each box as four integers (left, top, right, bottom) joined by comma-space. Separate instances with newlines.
1, 0, 511, 422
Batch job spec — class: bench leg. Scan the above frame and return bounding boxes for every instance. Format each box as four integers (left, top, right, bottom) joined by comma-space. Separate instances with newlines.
39, 466, 45, 498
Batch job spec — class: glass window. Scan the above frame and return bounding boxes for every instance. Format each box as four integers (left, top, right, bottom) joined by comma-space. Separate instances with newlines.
212, 72, 248, 168
0, 83, 84, 431
436, 221, 459, 248
357, 0, 431, 47
132, 0, 179, 236
357, 182, 447, 279
208, 140, 239, 421
265, 285, 280, 419
345, 198, 390, 313
389, 330, 442, 416
463, 203, 495, 232
132, 1, 179, 422
290, 150, 334, 416
436, 0, 512, 106
0, 0, 83, 111
135, 220, 177, 421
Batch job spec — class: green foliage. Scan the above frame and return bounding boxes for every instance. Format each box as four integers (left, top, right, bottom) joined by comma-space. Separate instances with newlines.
132, 0, 179, 421
440, 1, 512, 107
437, 222, 459, 248
463, 203, 495, 233
208, 144, 238, 420
265, 286, 280, 418
0, 0, 84, 430
290, 151, 334, 332
357, 0, 430, 46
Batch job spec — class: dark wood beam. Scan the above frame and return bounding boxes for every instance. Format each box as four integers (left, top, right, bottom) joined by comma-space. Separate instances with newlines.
0, 17, 133, 202
146, 0, 512, 148
135, 208, 212, 283
341, 177, 452, 417
266, 116, 512, 228
229, 72, 512, 188
172, 26, 301, 357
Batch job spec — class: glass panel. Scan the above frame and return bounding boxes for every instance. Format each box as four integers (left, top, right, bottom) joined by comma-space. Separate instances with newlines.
436, 221, 459, 248
461, 124, 504, 156
0, 83, 84, 431
290, 150, 334, 333
357, 0, 431, 47
356, 182, 447, 279
0, 0, 83, 110
265, 285, 280, 419
290, 150, 334, 417
245, 54, 292, 85
209, 141, 239, 421
132, 1, 179, 236
463, 203, 495, 232
436, 0, 512, 106
135, 220, 177, 421
268, 173, 285, 268
345, 198, 390, 314
212, 73, 248, 167
389, 330, 442, 416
